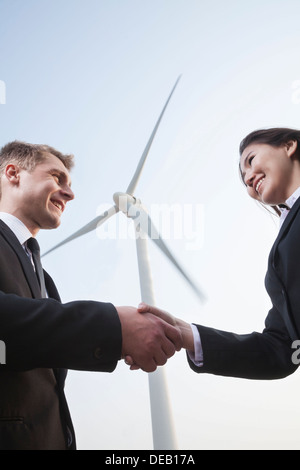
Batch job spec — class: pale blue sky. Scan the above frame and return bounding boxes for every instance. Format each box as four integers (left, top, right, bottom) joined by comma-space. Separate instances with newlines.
1, 0, 300, 450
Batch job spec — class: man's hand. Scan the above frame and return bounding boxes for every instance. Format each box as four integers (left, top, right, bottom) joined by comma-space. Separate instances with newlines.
123, 303, 195, 371
138, 303, 195, 350
116, 306, 183, 373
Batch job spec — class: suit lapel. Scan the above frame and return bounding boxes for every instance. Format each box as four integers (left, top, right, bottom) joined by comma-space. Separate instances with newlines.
0, 220, 42, 299
267, 198, 300, 340
44, 271, 61, 301
0, 220, 67, 397
272, 196, 300, 258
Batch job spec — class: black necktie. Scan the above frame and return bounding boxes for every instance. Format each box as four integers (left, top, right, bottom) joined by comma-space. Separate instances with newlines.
26, 237, 47, 298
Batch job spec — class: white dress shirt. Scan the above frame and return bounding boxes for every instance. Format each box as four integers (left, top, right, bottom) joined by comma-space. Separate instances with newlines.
190, 186, 300, 367
279, 186, 300, 227
0, 212, 32, 246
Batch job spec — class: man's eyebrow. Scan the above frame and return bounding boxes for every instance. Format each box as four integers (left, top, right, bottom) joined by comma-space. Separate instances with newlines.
48, 168, 72, 187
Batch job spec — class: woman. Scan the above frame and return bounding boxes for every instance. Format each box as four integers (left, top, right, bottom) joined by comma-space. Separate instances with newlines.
136, 127, 300, 380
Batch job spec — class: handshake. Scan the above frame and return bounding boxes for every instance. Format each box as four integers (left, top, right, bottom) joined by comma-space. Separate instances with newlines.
116, 303, 194, 373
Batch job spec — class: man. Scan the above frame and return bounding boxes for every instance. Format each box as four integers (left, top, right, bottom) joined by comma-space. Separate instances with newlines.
0, 141, 182, 450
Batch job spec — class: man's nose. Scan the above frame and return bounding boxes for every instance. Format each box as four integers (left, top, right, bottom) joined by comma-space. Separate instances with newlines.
62, 185, 75, 201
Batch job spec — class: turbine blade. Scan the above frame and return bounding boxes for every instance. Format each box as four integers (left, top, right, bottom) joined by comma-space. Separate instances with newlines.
132, 205, 206, 303
42, 205, 119, 257
126, 75, 181, 196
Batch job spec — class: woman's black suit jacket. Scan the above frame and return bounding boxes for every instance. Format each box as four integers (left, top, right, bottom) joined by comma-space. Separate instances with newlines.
189, 197, 300, 380
0, 221, 122, 450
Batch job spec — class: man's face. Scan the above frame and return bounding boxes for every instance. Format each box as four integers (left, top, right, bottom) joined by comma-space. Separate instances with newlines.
13, 152, 74, 233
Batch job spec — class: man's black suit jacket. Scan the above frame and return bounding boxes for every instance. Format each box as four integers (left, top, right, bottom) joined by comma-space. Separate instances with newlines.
189, 197, 300, 380
0, 221, 122, 450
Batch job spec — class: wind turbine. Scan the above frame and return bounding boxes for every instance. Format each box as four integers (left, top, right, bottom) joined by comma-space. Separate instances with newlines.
43, 76, 205, 450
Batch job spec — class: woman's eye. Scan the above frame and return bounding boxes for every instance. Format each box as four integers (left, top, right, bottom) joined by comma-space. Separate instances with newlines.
249, 156, 255, 165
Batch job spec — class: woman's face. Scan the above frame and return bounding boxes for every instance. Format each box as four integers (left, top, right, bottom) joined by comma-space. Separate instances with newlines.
240, 141, 298, 206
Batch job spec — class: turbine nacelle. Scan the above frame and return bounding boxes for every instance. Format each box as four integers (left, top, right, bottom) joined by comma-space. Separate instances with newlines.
113, 191, 141, 217
113, 192, 140, 211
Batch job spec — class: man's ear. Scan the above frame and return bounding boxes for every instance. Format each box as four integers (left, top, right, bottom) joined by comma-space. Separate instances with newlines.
4, 164, 21, 185
286, 140, 298, 158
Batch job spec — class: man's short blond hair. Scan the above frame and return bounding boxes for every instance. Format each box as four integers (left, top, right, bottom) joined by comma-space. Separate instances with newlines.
0, 141, 74, 198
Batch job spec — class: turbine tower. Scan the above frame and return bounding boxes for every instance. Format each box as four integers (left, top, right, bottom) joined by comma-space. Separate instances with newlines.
43, 77, 205, 449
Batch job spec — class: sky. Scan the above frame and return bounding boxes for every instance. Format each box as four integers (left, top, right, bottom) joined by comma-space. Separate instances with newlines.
1, 0, 300, 450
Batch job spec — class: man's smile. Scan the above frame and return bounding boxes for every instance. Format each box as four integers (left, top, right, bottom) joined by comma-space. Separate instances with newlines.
50, 199, 64, 213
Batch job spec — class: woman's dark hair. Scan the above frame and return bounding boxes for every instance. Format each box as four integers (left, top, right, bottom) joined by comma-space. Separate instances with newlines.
239, 127, 300, 159
239, 127, 300, 216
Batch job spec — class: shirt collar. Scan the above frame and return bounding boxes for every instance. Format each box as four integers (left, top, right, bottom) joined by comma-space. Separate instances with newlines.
0, 212, 32, 246
285, 186, 300, 210
279, 186, 300, 228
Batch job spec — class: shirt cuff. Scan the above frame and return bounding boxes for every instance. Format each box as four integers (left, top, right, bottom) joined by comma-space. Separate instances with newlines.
187, 323, 203, 367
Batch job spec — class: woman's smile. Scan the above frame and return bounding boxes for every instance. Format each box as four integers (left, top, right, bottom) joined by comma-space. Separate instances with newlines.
240, 141, 300, 207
